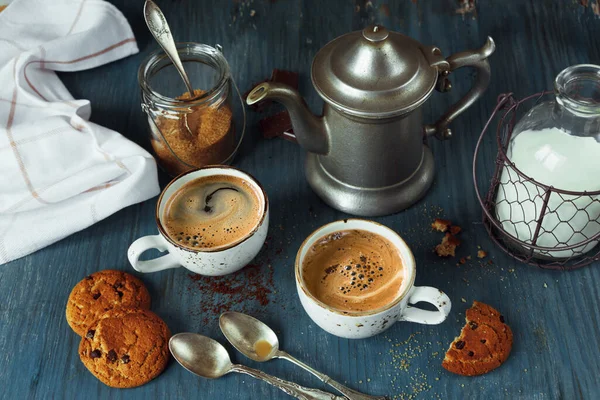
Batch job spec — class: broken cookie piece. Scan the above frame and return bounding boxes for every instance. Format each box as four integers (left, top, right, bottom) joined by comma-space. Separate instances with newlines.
435, 233, 461, 257
431, 218, 452, 232
450, 225, 461, 235
442, 301, 513, 376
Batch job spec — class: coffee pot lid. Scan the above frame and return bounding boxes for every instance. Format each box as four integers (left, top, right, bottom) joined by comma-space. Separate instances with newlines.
311, 25, 442, 119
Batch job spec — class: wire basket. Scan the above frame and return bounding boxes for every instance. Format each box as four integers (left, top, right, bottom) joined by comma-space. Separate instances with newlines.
473, 92, 600, 270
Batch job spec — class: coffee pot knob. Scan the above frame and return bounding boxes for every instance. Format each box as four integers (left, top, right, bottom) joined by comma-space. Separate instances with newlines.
362, 25, 389, 42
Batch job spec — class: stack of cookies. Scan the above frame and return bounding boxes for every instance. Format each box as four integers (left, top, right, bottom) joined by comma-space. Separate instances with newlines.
66, 270, 171, 388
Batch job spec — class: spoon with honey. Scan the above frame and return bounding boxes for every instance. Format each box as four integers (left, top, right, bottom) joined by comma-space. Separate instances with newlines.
219, 311, 388, 400
169, 333, 344, 400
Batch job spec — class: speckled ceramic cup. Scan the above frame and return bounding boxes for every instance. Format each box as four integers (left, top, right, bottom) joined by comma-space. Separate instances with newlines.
295, 219, 451, 339
128, 166, 269, 276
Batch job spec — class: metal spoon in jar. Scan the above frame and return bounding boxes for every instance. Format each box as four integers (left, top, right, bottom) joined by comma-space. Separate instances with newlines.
219, 312, 388, 400
169, 333, 345, 400
143, 0, 199, 136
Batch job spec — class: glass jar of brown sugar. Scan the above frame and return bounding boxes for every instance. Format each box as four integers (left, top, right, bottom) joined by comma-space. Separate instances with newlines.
138, 42, 244, 176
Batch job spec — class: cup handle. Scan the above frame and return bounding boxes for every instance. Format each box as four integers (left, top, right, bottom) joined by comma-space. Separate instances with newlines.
127, 234, 180, 273
399, 286, 452, 325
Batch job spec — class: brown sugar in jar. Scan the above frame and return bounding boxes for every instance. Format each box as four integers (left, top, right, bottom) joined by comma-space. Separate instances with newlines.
139, 43, 242, 176
151, 89, 235, 175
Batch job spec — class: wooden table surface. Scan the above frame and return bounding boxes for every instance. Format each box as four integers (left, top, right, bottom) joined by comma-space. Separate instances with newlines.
2, 0, 600, 399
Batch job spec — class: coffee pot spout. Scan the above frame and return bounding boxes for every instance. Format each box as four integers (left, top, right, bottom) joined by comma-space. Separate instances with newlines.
246, 82, 329, 154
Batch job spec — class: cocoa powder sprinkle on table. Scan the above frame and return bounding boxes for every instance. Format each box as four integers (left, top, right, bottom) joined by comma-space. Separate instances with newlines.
187, 263, 275, 324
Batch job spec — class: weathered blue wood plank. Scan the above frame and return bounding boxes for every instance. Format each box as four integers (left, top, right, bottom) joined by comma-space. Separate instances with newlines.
1, 0, 600, 399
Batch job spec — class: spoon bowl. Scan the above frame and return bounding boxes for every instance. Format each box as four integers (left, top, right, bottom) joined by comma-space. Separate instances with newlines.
219, 311, 280, 361
169, 332, 344, 400
169, 333, 232, 379
220, 311, 388, 400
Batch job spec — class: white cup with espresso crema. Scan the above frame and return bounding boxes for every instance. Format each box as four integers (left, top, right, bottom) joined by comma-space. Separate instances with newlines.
296, 219, 451, 339
128, 166, 269, 276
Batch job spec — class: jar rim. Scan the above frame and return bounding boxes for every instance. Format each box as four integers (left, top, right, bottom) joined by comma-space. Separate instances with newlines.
138, 42, 230, 109
555, 64, 600, 115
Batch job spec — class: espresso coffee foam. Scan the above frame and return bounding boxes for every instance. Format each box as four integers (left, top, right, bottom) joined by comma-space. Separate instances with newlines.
163, 174, 263, 250
302, 229, 405, 313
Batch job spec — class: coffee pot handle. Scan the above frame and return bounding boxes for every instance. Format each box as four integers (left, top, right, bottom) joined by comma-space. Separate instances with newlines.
424, 37, 495, 140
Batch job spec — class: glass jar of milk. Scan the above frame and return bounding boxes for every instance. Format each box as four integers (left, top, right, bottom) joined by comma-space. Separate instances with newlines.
495, 65, 600, 258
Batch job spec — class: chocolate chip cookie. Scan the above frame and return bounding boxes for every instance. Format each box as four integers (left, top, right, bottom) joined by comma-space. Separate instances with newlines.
79, 308, 171, 388
442, 301, 513, 376
66, 270, 151, 337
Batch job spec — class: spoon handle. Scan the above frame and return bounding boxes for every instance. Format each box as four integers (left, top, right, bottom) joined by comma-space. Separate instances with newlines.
231, 364, 345, 400
276, 351, 387, 400
143, 0, 194, 94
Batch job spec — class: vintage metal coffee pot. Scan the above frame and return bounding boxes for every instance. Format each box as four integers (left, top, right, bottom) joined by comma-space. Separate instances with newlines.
247, 25, 495, 216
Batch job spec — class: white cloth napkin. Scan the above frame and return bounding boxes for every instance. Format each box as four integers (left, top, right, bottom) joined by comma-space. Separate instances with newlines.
0, 0, 160, 265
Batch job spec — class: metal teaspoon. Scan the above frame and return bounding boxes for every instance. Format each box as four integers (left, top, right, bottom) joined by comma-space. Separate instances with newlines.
169, 333, 345, 400
144, 0, 195, 95
219, 312, 388, 400
143, 0, 200, 136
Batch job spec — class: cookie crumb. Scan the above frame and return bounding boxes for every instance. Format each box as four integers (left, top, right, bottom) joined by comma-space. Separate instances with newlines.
450, 225, 462, 235
477, 250, 487, 259
432, 218, 451, 232
435, 233, 461, 257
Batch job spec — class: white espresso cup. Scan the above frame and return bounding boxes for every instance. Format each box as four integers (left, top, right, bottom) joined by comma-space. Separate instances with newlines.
128, 166, 269, 276
295, 219, 451, 339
